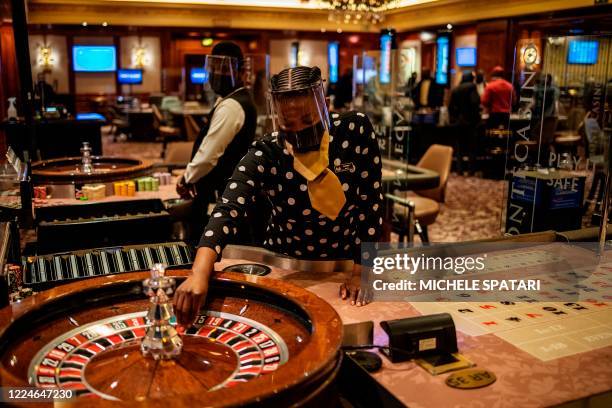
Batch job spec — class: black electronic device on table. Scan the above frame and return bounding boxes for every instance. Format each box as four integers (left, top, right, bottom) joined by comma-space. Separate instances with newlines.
23, 241, 193, 290
34, 199, 172, 254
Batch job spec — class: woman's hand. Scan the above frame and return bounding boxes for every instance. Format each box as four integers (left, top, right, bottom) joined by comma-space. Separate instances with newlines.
176, 176, 195, 200
339, 263, 371, 307
173, 247, 217, 328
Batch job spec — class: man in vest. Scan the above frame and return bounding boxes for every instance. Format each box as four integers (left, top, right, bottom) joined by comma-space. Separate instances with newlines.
177, 42, 257, 240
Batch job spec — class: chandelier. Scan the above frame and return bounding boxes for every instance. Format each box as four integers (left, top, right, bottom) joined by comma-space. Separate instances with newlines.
319, 0, 401, 25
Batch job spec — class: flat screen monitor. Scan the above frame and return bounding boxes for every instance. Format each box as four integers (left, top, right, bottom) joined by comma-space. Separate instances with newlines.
73, 46, 117, 72
567, 40, 599, 64
76, 113, 106, 121
190, 68, 208, 84
379, 34, 392, 84
456, 47, 477, 67
117, 69, 143, 84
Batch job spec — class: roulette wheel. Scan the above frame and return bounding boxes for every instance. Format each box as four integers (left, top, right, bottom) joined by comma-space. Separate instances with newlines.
0, 268, 343, 406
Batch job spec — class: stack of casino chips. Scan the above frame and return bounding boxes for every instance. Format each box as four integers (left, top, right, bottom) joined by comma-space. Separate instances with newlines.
114, 181, 136, 196
33, 186, 48, 199
81, 184, 106, 200
153, 172, 172, 185
136, 177, 160, 192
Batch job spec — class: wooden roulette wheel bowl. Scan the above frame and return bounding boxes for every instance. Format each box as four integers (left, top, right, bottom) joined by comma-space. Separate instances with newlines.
31, 156, 153, 185
0, 270, 343, 407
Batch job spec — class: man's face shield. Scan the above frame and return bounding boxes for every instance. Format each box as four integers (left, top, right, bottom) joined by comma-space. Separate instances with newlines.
205, 55, 239, 96
269, 82, 329, 152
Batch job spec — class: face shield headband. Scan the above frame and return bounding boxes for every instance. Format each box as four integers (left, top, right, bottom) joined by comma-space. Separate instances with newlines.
205, 55, 240, 97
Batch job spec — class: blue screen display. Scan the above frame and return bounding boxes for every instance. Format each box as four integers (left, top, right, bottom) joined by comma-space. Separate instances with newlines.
435, 36, 450, 85
380, 34, 392, 84
456, 47, 477, 66
73, 46, 117, 72
76, 113, 106, 121
328, 42, 339, 84
567, 40, 599, 64
190, 68, 208, 84
117, 69, 143, 84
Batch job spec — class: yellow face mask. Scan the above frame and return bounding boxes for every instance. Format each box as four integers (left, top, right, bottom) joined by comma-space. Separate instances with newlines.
286, 131, 346, 220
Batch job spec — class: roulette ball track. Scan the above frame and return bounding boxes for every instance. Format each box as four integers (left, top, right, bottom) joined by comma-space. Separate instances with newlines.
31, 156, 153, 185
0, 270, 343, 407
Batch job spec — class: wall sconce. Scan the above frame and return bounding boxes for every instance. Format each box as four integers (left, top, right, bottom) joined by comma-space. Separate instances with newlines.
37, 44, 55, 73
132, 43, 150, 69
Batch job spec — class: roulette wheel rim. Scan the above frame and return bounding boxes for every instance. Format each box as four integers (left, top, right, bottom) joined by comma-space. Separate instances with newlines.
31, 156, 153, 184
0, 271, 343, 407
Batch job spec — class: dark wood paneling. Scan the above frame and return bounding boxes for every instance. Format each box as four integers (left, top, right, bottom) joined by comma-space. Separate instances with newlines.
477, 20, 509, 80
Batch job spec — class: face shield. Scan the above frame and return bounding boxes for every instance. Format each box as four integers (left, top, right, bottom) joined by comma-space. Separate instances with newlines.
269, 80, 330, 153
205, 54, 239, 97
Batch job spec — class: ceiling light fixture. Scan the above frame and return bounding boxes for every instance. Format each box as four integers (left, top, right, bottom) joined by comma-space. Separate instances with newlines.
320, 0, 401, 26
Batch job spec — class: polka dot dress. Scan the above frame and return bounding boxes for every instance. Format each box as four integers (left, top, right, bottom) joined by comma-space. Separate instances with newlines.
199, 111, 383, 263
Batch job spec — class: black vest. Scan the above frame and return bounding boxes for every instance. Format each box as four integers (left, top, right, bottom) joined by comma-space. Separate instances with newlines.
191, 87, 257, 202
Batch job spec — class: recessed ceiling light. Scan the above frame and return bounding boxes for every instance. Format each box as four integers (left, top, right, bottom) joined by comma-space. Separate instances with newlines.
336, 28, 342, 34
446, 23, 453, 30
82, 21, 88, 27
102, 22, 108, 27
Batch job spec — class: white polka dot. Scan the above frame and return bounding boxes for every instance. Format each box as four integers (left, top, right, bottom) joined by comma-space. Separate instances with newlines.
361, 195, 368, 200
305, 229, 313, 236
307, 245, 315, 251
268, 238, 273, 245
319, 220, 326, 226
334, 120, 341, 126
247, 180, 255, 187
342, 183, 349, 192
355, 238, 361, 244
229, 182, 237, 189
374, 156, 380, 164
363, 252, 370, 260
213, 212, 222, 218
279, 225, 283, 232
278, 184, 283, 192
344, 229, 350, 236
321, 254, 328, 258
302, 209, 311, 216
238, 165, 246, 172
368, 228, 376, 235
362, 147, 369, 155
286, 223, 293, 230
230, 210, 238, 218
215, 245, 221, 254
257, 165, 265, 173
222, 198, 229, 203
361, 171, 369, 178
371, 132, 376, 140
320, 238, 327, 244
277, 238, 282, 245
333, 226, 340, 232
269, 190, 275, 196
288, 197, 295, 205
344, 244, 350, 250
286, 237, 292, 243
332, 242, 339, 248
295, 250, 302, 256
205, 230, 214, 237
271, 167, 277, 175
329, 136, 333, 142
252, 141, 258, 146
355, 146, 361, 154
374, 181, 380, 188
271, 131, 278, 137
293, 235, 301, 241
283, 149, 290, 155
357, 112, 365, 117
255, 150, 263, 156
332, 113, 339, 118
349, 122, 355, 130
276, 206, 283, 212
223, 226, 229, 234
359, 214, 366, 221
286, 172, 293, 180
288, 219, 296, 223
379, 217, 383, 225
237, 196, 245, 204
359, 126, 364, 134
373, 204, 379, 211
233, 227, 237, 234
334, 158, 341, 166
300, 184, 307, 192
342, 141, 349, 149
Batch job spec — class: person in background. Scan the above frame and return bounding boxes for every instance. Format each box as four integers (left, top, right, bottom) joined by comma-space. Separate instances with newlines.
449, 71, 481, 175
481, 66, 515, 130
333, 69, 354, 111
412, 68, 443, 110
475, 69, 486, 97
35, 73, 56, 111
173, 66, 384, 326
176, 42, 257, 240
404, 72, 418, 97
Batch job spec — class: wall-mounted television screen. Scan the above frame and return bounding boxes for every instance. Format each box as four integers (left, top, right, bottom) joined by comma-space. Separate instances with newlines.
73, 46, 117, 72
567, 40, 599, 64
190, 68, 208, 84
435, 35, 450, 86
456, 47, 477, 66
328, 42, 339, 84
117, 69, 143, 84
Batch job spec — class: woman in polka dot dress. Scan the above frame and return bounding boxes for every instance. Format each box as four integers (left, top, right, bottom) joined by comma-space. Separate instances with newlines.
174, 66, 383, 326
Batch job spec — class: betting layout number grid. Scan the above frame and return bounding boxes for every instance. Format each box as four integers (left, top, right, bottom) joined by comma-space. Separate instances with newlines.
409, 250, 612, 361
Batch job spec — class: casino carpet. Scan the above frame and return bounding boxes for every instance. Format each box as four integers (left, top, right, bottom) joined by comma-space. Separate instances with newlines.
102, 130, 507, 243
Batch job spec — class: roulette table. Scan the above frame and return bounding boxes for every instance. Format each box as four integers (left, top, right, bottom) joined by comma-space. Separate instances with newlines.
0, 270, 343, 407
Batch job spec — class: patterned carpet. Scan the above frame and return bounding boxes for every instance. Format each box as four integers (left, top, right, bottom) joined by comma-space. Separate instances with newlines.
103, 128, 507, 243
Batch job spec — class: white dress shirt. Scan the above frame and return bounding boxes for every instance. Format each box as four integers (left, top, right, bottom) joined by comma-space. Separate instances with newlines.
183, 95, 246, 184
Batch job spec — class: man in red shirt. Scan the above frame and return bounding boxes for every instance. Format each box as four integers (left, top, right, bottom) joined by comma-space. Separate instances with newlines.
481, 66, 516, 129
